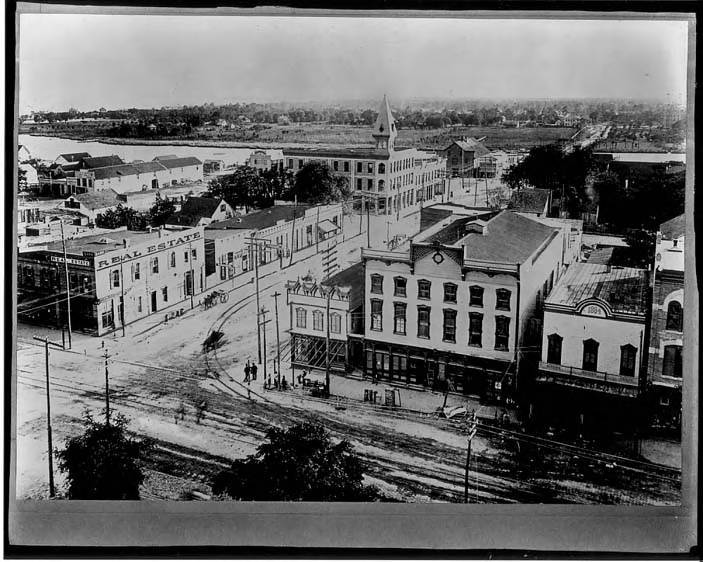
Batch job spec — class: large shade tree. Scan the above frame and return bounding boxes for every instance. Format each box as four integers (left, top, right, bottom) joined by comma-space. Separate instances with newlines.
212, 421, 378, 501
290, 161, 351, 206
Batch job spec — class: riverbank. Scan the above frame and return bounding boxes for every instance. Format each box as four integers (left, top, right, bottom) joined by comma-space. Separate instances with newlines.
18, 131, 375, 152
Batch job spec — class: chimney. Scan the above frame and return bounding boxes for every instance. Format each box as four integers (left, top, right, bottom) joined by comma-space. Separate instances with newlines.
158, 226, 164, 238
465, 220, 489, 236
123, 238, 129, 248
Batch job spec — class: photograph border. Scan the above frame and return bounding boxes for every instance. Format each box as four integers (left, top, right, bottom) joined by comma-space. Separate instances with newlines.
5, 2, 698, 553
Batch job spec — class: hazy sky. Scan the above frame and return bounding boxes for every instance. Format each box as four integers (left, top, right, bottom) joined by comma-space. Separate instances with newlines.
18, 14, 689, 112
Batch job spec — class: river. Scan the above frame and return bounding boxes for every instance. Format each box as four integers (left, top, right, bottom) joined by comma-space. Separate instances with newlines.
18, 134, 283, 167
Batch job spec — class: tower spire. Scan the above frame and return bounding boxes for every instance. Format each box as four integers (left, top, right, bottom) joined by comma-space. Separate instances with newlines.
372, 94, 397, 151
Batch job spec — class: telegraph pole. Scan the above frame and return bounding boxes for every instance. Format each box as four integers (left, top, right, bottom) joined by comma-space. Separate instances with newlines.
33, 335, 63, 498
272, 291, 282, 382
59, 222, 72, 349
464, 412, 478, 503
119, 260, 126, 337
188, 240, 195, 309
252, 236, 262, 364
104, 348, 110, 426
366, 197, 371, 248
260, 307, 270, 385
325, 287, 332, 396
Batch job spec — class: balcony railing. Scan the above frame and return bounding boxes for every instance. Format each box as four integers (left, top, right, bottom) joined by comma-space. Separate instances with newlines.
537, 361, 639, 397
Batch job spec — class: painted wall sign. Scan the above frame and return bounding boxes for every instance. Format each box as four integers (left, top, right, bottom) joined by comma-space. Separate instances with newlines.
96, 231, 201, 270
582, 304, 607, 317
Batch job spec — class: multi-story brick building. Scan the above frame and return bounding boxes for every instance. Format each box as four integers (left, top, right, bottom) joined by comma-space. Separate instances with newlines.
359, 210, 563, 402
17, 226, 205, 335
283, 96, 446, 219
647, 213, 685, 428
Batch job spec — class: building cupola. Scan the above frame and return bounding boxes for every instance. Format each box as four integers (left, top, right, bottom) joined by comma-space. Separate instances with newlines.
372, 94, 397, 152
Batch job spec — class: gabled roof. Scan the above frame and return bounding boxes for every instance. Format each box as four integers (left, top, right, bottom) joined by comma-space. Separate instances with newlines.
155, 156, 202, 169
154, 154, 180, 161
208, 204, 312, 231
660, 213, 685, 240
66, 190, 121, 211
91, 164, 140, 180
444, 138, 490, 157
508, 188, 552, 214
132, 161, 167, 174
81, 155, 124, 169
57, 152, 91, 162
174, 197, 224, 221
546, 262, 649, 317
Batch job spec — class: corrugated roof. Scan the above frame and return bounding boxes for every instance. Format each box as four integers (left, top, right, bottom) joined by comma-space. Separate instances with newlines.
154, 156, 202, 169
660, 213, 685, 240
508, 188, 551, 214
208, 204, 312, 231
546, 262, 648, 316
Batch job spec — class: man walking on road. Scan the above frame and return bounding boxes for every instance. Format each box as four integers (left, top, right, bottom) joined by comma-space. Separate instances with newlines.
244, 361, 251, 383
251, 362, 258, 381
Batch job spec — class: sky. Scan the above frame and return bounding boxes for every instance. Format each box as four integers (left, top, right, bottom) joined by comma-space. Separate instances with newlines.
18, 14, 690, 113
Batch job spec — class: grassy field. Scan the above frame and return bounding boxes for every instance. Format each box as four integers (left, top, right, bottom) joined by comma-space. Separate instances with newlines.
20, 121, 577, 151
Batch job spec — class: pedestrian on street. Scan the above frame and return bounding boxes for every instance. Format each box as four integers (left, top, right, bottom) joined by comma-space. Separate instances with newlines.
282, 377, 288, 391
244, 361, 251, 383
251, 363, 258, 381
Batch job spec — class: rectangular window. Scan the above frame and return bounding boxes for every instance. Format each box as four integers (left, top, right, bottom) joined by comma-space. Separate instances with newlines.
393, 302, 407, 335
547, 334, 562, 365
443, 309, 457, 343
417, 280, 431, 300
134, 263, 141, 280
370, 274, 383, 294
306, 224, 313, 246
356, 178, 362, 190
112, 269, 120, 288
184, 251, 189, 263
170, 252, 176, 268
370, 299, 383, 331
367, 162, 374, 174
469, 286, 484, 307
417, 306, 430, 338
344, 161, 349, 172
495, 316, 510, 351
582, 339, 599, 372
162, 287, 168, 302
393, 277, 407, 297
296, 307, 307, 329
444, 283, 457, 303
137, 296, 142, 313
469, 312, 483, 347
192, 249, 197, 260
619, 345, 637, 377
662, 345, 683, 378
298, 159, 303, 169
287, 159, 293, 169
152, 257, 159, 274
367, 179, 373, 190
356, 161, 363, 173
496, 289, 511, 311
101, 309, 114, 329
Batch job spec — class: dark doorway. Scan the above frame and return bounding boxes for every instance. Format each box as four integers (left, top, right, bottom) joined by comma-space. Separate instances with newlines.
151, 290, 158, 312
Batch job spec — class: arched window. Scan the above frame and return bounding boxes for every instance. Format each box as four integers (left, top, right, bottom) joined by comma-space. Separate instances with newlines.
312, 310, 324, 331
330, 313, 342, 334
170, 251, 176, 268
295, 308, 307, 329
666, 301, 683, 331
582, 339, 599, 372
547, 334, 562, 365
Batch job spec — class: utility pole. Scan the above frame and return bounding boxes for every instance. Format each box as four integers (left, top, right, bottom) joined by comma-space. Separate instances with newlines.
366, 196, 371, 248
260, 307, 270, 385
104, 348, 110, 426
325, 287, 332, 396
464, 412, 478, 503
59, 222, 72, 349
272, 291, 282, 382
119, 260, 126, 337
188, 240, 195, 309
33, 335, 64, 498
252, 236, 262, 364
